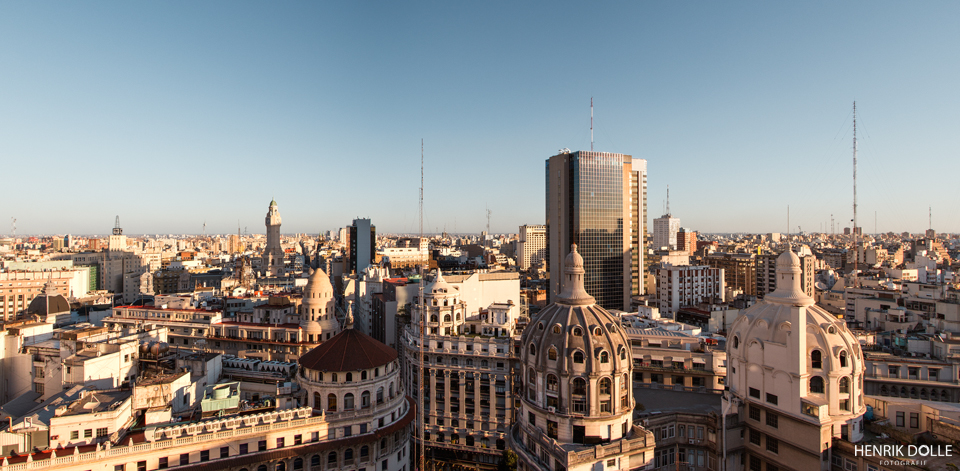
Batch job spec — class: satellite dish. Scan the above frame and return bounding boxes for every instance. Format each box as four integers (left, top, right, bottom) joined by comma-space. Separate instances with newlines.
815, 281, 829, 291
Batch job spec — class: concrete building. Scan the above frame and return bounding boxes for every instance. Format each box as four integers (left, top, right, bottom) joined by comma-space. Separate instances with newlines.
724, 247, 866, 471
546, 151, 646, 310
627, 326, 727, 392
264, 199, 285, 277
653, 214, 681, 250
401, 269, 519, 469
704, 252, 757, 297
511, 245, 655, 470
0, 269, 89, 321
518, 224, 547, 270
654, 263, 725, 319
348, 218, 375, 275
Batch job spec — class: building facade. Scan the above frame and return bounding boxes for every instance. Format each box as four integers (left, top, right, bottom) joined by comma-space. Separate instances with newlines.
546, 151, 645, 311
654, 264, 725, 319
518, 224, 547, 270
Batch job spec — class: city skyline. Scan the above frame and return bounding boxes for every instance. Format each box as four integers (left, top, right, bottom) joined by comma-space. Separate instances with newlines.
2, 2, 958, 235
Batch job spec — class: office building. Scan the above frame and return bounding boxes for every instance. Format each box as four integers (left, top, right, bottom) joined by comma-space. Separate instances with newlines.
546, 150, 645, 311
348, 218, 376, 275
517, 224, 547, 270
653, 214, 681, 250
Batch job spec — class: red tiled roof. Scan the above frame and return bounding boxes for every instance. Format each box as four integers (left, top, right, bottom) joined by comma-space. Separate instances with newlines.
298, 329, 397, 372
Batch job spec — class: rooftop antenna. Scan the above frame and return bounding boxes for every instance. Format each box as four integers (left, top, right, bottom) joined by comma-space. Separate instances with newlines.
203, 220, 207, 238
590, 97, 594, 152
929, 206, 932, 231
10, 218, 15, 238
666, 185, 670, 216
852, 101, 859, 287
113, 216, 122, 236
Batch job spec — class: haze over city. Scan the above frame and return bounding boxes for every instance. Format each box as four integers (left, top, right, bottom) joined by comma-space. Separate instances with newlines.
2, 1, 958, 235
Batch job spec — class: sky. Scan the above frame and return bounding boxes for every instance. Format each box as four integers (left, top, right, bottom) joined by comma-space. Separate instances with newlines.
2, 2, 958, 236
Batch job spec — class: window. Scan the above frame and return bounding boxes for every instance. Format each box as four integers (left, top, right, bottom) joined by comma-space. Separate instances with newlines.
277, 437, 285, 448
766, 412, 778, 428
749, 387, 760, 399
239, 443, 248, 455
733, 336, 739, 349
888, 365, 899, 377
749, 429, 761, 446
97, 427, 108, 437
573, 351, 584, 363
606, 458, 616, 467
766, 436, 779, 453
258, 440, 267, 451
896, 411, 904, 427
220, 446, 229, 458
180, 454, 189, 466
553, 324, 561, 334
600, 351, 609, 363
71, 431, 79, 440
84, 429, 93, 438
749, 406, 760, 421
910, 412, 919, 428
158, 457, 168, 469
294, 434, 302, 445
573, 327, 582, 336
200, 450, 209, 462
839, 376, 850, 394
547, 374, 559, 392
811, 349, 822, 368
766, 393, 778, 405
810, 376, 825, 394
344, 393, 355, 410
840, 399, 850, 411
548, 347, 557, 360
137, 462, 145, 471
840, 351, 848, 367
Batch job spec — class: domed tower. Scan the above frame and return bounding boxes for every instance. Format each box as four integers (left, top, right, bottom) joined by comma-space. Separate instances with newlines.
725, 246, 865, 471
264, 199, 284, 276
511, 245, 654, 470
416, 270, 466, 336
301, 268, 341, 343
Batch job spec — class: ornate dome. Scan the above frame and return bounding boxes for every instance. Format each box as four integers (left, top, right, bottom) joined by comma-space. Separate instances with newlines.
300, 268, 338, 339
26, 279, 70, 318
298, 329, 398, 372
518, 244, 633, 444
728, 247, 865, 432
425, 269, 456, 299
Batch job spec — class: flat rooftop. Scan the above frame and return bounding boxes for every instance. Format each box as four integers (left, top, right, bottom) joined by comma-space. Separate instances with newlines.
633, 387, 722, 418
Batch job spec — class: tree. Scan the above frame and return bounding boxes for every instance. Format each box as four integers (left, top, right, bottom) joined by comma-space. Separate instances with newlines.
497, 449, 518, 471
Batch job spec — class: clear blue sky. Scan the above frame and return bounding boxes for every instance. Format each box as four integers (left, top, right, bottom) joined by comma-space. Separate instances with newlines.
2, 2, 958, 236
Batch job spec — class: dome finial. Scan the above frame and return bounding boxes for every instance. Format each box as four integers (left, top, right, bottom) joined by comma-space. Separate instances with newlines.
766, 246, 813, 306
557, 244, 594, 305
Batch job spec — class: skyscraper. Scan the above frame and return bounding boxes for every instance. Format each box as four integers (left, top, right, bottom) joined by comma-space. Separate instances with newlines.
653, 213, 680, 250
546, 150, 645, 311
347, 218, 375, 274
517, 224, 546, 270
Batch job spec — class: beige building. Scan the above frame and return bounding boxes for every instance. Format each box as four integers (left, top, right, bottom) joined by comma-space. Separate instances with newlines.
517, 224, 546, 270
511, 245, 655, 471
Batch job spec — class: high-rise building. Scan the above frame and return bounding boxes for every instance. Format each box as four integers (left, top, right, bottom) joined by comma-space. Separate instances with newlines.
653, 213, 680, 250
347, 218, 376, 274
517, 224, 546, 270
655, 263, 725, 318
546, 150, 645, 311
264, 199, 284, 276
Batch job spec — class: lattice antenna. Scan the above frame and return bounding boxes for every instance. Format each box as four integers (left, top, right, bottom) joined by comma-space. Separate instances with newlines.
418, 138, 426, 471
666, 185, 670, 216
10, 218, 15, 238
852, 101, 859, 287
590, 97, 594, 151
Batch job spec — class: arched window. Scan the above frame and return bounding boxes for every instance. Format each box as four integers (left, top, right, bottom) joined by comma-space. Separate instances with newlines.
311, 455, 320, 468
538, 322, 544, 330
346, 372, 353, 382
258, 466, 267, 471
840, 351, 848, 368
548, 347, 557, 361
623, 373, 629, 385
294, 458, 303, 470
810, 376, 825, 394
573, 327, 583, 336
811, 349, 822, 369
600, 351, 609, 363
326, 452, 337, 468
594, 327, 602, 336
451, 433, 460, 444
573, 351, 584, 363
572, 378, 586, 395
377, 387, 384, 404
313, 392, 321, 408
547, 374, 559, 392
389, 382, 394, 397
361, 391, 371, 408
430, 314, 438, 322
361, 370, 368, 380
444, 314, 451, 322
437, 432, 445, 442
529, 344, 537, 356
599, 378, 612, 395
733, 336, 739, 349
327, 393, 337, 411
278, 462, 286, 471
620, 348, 627, 360
480, 359, 488, 367
553, 325, 561, 334
344, 393, 355, 410
344, 449, 354, 464
360, 445, 369, 460
839, 377, 850, 394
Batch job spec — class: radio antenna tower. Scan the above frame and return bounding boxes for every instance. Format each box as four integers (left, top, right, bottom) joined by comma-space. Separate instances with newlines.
10, 218, 15, 238
417, 139, 426, 471
852, 101, 859, 287
486, 205, 492, 234
590, 97, 594, 151
929, 206, 932, 231
666, 185, 670, 216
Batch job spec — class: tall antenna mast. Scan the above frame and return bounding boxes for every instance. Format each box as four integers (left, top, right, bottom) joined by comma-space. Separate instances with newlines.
417, 138, 425, 471
929, 206, 932, 231
852, 101, 859, 287
10, 218, 15, 238
590, 97, 594, 151
486, 204, 492, 234
666, 185, 670, 215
